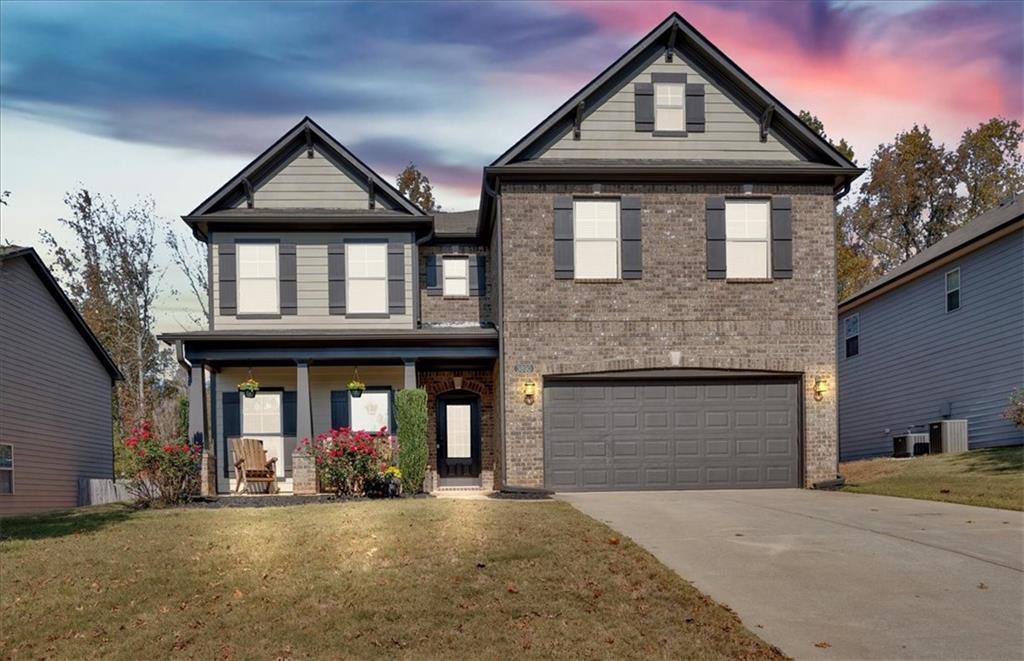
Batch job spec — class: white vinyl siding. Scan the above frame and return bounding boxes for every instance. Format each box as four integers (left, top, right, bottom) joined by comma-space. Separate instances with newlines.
725, 200, 770, 279
446, 404, 472, 459
346, 243, 388, 314
442, 257, 469, 297
237, 243, 279, 314
350, 391, 391, 433
574, 200, 620, 279
0, 444, 12, 495
654, 82, 684, 132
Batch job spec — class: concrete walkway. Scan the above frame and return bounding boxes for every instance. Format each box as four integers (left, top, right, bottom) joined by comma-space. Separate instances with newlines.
561, 489, 1024, 660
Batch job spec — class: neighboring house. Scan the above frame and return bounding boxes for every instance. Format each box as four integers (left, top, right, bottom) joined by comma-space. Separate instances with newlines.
0, 246, 122, 515
161, 13, 862, 495
838, 195, 1024, 461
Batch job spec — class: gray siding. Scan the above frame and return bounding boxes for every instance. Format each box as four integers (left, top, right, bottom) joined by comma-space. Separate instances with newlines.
236, 150, 396, 210
0, 256, 113, 515
211, 231, 414, 330
538, 54, 801, 161
838, 230, 1024, 460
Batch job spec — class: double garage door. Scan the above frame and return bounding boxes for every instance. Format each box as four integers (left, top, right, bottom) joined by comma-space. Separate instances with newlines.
544, 378, 801, 491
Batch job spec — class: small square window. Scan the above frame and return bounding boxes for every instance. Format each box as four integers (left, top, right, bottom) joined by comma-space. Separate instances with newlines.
442, 257, 469, 297
0, 444, 12, 495
844, 314, 860, 358
945, 268, 960, 312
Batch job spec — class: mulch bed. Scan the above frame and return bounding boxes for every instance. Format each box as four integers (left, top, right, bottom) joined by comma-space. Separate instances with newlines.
186, 493, 430, 508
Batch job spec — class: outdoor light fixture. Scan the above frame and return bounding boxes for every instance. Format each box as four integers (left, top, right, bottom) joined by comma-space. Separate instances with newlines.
813, 376, 829, 401
523, 380, 537, 405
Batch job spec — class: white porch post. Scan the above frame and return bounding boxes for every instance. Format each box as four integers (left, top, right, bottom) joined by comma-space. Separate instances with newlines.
403, 360, 417, 390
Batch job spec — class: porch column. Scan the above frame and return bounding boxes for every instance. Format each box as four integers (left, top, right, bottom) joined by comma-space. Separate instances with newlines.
293, 361, 317, 495
403, 360, 417, 390
188, 363, 216, 496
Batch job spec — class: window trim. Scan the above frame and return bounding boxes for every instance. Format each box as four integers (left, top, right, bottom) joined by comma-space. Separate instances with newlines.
349, 386, 395, 434
653, 82, 686, 135
345, 240, 389, 316
844, 314, 860, 359
442, 255, 470, 298
0, 443, 12, 495
945, 267, 961, 313
573, 198, 621, 280
235, 242, 280, 316
724, 198, 771, 281
241, 390, 283, 437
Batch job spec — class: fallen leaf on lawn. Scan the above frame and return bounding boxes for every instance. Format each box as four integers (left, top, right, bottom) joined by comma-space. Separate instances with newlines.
735, 533, 744, 537
939, 489, 950, 494
232, 589, 244, 600
608, 537, 620, 545
815, 641, 832, 649
507, 584, 519, 594
978, 582, 988, 590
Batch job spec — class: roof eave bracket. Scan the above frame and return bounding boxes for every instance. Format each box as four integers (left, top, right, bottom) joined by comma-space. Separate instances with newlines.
305, 126, 314, 158
242, 178, 254, 209
666, 24, 677, 62
759, 104, 776, 143
573, 101, 585, 140
368, 178, 376, 210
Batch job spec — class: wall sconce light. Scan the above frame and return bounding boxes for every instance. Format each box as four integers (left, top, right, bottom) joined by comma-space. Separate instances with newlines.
523, 380, 537, 405
813, 376, 829, 402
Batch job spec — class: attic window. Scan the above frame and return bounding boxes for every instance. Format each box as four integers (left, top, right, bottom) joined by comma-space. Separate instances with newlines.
654, 83, 685, 132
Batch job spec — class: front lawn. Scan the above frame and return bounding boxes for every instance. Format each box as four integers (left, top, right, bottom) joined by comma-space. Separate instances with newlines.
0, 499, 783, 659
841, 446, 1024, 511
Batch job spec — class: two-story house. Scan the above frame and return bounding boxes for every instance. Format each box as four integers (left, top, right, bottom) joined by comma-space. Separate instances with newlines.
161, 13, 862, 494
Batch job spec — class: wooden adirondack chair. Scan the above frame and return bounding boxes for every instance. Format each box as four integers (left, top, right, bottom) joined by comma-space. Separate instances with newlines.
230, 437, 279, 494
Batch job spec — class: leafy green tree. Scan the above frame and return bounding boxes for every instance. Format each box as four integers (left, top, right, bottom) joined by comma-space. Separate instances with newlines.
396, 163, 441, 212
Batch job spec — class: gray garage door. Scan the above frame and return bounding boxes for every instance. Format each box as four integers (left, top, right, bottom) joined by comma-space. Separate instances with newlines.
544, 379, 801, 491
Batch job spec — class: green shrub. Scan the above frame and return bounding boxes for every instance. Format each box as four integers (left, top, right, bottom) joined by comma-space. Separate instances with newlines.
395, 388, 428, 493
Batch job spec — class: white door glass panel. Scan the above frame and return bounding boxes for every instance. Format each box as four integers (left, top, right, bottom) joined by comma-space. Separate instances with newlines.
726, 241, 769, 279
446, 404, 472, 459
350, 391, 391, 433
236, 243, 279, 314
241, 392, 283, 477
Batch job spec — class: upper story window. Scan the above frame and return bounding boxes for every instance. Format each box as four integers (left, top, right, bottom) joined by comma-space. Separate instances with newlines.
654, 83, 685, 132
346, 242, 388, 314
442, 257, 469, 297
844, 314, 860, 358
237, 243, 279, 315
725, 200, 770, 279
0, 444, 12, 495
945, 268, 960, 312
574, 199, 620, 279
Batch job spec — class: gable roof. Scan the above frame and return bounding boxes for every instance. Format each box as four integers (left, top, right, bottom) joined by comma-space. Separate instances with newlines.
490, 12, 860, 175
839, 193, 1024, 312
0, 246, 123, 380
186, 116, 424, 222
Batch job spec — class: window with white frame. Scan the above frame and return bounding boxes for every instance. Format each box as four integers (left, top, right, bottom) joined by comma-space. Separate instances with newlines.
236, 243, 279, 314
0, 444, 12, 495
351, 391, 391, 433
725, 199, 770, 279
442, 257, 469, 296
654, 83, 685, 132
945, 268, 961, 312
574, 199, 620, 279
242, 392, 282, 435
844, 314, 860, 359
346, 242, 388, 314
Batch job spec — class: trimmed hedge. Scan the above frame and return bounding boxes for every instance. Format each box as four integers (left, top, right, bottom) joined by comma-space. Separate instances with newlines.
395, 388, 428, 494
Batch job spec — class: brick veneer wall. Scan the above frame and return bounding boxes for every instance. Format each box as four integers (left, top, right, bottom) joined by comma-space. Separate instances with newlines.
418, 370, 498, 490
499, 182, 839, 487
419, 244, 492, 325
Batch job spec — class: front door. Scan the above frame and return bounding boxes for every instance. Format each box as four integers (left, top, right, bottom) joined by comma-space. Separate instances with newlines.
437, 392, 481, 478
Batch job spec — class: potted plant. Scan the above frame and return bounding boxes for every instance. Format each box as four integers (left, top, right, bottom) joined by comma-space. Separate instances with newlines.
238, 377, 260, 398
348, 379, 366, 398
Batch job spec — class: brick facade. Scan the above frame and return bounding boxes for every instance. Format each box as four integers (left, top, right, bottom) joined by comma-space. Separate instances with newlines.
419, 244, 493, 326
498, 182, 839, 487
417, 369, 498, 491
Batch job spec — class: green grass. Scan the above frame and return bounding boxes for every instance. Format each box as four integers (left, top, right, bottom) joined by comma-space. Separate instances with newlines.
0, 500, 784, 660
841, 446, 1024, 511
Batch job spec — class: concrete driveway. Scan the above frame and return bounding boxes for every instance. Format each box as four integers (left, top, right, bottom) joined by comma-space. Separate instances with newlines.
561, 490, 1023, 660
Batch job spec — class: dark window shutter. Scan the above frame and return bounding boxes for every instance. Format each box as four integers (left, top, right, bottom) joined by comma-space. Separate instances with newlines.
223, 391, 240, 438
706, 197, 726, 279
328, 243, 345, 315
426, 255, 442, 296
620, 196, 642, 279
388, 241, 405, 315
634, 82, 654, 132
282, 391, 297, 435
330, 390, 350, 429
771, 197, 793, 279
686, 84, 705, 133
279, 243, 297, 315
469, 255, 486, 295
554, 195, 574, 279
218, 242, 237, 315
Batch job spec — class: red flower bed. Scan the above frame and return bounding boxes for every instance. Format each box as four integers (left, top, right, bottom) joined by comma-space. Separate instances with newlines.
122, 419, 201, 505
299, 427, 396, 496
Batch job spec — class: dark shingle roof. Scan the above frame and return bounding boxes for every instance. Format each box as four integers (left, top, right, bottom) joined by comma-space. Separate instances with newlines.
433, 210, 480, 237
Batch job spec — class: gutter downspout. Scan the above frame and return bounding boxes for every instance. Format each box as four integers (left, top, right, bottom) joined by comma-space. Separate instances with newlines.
833, 181, 851, 201
414, 228, 435, 330
175, 339, 192, 371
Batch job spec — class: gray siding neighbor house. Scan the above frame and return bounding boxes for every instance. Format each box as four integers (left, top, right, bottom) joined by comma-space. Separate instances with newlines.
162, 13, 863, 495
0, 246, 122, 516
838, 195, 1024, 461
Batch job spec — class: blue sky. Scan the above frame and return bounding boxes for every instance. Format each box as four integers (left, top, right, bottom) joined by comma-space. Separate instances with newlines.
1, 1, 1020, 330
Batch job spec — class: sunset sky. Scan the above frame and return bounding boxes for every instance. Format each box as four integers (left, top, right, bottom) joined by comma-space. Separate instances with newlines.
1, 0, 1021, 330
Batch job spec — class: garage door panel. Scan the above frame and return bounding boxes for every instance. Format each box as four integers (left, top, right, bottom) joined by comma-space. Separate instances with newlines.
544, 379, 800, 491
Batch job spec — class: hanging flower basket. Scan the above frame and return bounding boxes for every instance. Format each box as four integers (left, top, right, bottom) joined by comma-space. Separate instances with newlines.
348, 380, 366, 398
238, 378, 260, 398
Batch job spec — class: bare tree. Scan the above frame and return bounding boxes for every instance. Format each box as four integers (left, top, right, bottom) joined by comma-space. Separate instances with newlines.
166, 227, 209, 327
